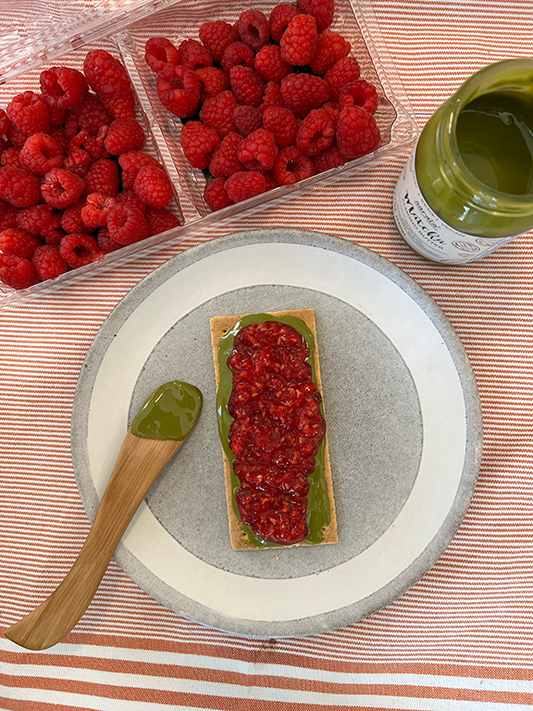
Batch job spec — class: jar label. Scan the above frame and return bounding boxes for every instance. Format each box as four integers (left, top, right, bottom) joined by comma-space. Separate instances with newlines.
393, 148, 521, 264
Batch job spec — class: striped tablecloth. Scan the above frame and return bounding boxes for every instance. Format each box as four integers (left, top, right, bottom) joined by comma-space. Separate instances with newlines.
2, 1, 533, 708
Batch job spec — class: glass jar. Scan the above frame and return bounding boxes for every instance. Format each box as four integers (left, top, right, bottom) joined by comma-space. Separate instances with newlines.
393, 59, 533, 264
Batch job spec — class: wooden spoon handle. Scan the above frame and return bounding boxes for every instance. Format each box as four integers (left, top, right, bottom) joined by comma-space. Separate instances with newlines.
5, 432, 181, 651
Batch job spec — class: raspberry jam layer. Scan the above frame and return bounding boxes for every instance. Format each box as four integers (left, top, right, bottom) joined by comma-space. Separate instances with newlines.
216, 313, 331, 547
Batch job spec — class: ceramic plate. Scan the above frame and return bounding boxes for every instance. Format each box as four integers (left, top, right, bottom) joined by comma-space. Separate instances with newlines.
72, 228, 482, 637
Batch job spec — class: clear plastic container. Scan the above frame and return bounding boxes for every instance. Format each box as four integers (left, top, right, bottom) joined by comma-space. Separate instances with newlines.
0, 0, 418, 304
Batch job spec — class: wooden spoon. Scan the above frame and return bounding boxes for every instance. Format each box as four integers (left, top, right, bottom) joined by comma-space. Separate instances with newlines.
5, 380, 202, 651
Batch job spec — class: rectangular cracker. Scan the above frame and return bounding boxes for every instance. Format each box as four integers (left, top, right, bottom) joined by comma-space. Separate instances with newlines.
210, 309, 338, 550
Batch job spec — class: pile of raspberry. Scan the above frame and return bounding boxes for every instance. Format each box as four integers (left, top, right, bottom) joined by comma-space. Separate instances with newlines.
145, 0, 381, 211
0, 49, 180, 290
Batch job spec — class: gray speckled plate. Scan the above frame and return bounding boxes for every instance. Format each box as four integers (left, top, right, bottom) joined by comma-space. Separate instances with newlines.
72, 228, 482, 638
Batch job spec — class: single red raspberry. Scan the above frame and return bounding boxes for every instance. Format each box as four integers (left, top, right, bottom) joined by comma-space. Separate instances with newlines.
204, 177, 233, 211
48, 127, 69, 152
254, 45, 292, 84
0, 167, 41, 207
321, 100, 340, 127
280, 15, 318, 67
102, 91, 137, 120
312, 141, 347, 172
259, 81, 284, 113
221, 42, 255, 74
199, 90, 237, 138
280, 73, 330, 117
179, 39, 213, 71
41, 168, 85, 208
61, 199, 91, 234
298, 0, 334, 33
325, 54, 362, 100
65, 128, 108, 177
39, 66, 88, 110
97, 225, 122, 253
119, 151, 162, 190
7, 122, 30, 148
81, 192, 118, 228
0, 253, 38, 288
230, 66, 264, 107
32, 244, 68, 280
144, 37, 180, 73
0, 109, 10, 136
0, 197, 19, 230
145, 206, 181, 236
77, 94, 112, 136
296, 108, 335, 155
107, 203, 149, 245
59, 233, 103, 268
336, 105, 381, 159
273, 145, 314, 184
83, 50, 131, 97
269, 3, 300, 44
233, 105, 263, 137
195, 67, 229, 101
199, 21, 238, 62
0, 227, 40, 260
209, 132, 244, 178
225, 171, 266, 203
116, 190, 146, 214
133, 165, 173, 208
19, 133, 64, 175
237, 128, 278, 172
104, 118, 146, 155
339, 79, 379, 114
262, 106, 298, 148
156, 64, 200, 118
238, 10, 270, 52
6, 91, 50, 135
180, 121, 220, 170
84, 158, 120, 197
16, 203, 61, 239
1, 148, 21, 168
309, 30, 351, 75
48, 104, 66, 127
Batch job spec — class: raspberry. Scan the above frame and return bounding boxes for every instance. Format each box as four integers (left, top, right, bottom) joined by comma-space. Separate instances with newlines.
238, 9, 270, 52
321, 100, 340, 127
104, 118, 146, 155
204, 177, 233, 211
181, 121, 221, 170
61, 199, 90, 234
16, 203, 61, 238
97, 226, 122, 253
179, 39, 213, 71
119, 151, 161, 190
312, 141, 346, 172
263, 170, 278, 190
199, 21, 238, 62
233, 105, 263, 137
48, 127, 69, 152
0, 197, 19, 229
0, 228, 40, 259
298, 0, 334, 33
41, 168, 85, 208
273, 145, 314, 184
48, 104, 66, 127
324, 57, 361, 101
144, 37, 180, 73
339, 79, 379, 114
225, 171, 266, 202
0, 109, 10, 136
19, 133, 64, 175
296, 108, 335, 155
59, 233, 102, 268
209, 132, 244, 178
117, 190, 146, 214
269, 3, 300, 43
7, 122, 30, 148
83, 50, 131, 97
133, 165, 173, 208
107, 203, 149, 245
156, 64, 200, 118
309, 30, 351, 75
68, 128, 107, 168
254, 45, 292, 84
84, 158, 119, 196
280, 73, 330, 117
39, 66, 88, 110
262, 106, 298, 148
336, 105, 381, 159
0, 253, 38, 288
145, 206, 181, 236
195, 67, 229, 101
237, 128, 278, 172
102, 91, 137, 120
7, 91, 50, 135
32, 244, 68, 280
76, 94, 112, 136
221, 42, 255, 74
230, 66, 264, 107
259, 81, 284, 113
81, 192, 118, 228
280, 15, 318, 67
1, 148, 21, 168
199, 90, 237, 138
0, 166, 41, 207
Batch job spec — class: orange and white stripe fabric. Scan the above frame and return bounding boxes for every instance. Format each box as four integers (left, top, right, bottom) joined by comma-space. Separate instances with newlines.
2, 0, 533, 709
